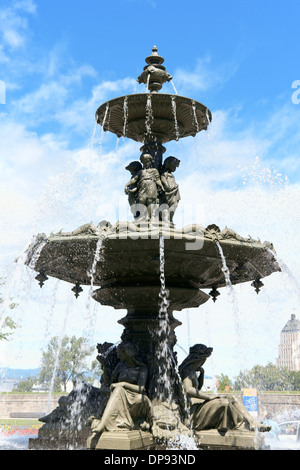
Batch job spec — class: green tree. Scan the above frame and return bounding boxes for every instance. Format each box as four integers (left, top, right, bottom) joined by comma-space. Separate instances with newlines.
234, 362, 300, 391
39, 335, 94, 392
217, 373, 232, 391
13, 376, 36, 392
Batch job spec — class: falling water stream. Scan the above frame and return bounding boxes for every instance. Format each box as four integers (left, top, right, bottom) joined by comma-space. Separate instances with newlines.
90, 119, 98, 154
267, 247, 300, 303
156, 234, 172, 401
145, 94, 153, 136
45, 310, 69, 415
171, 96, 179, 141
99, 103, 109, 154
0, 235, 47, 335
84, 234, 105, 344
216, 241, 245, 370
122, 96, 128, 137
192, 101, 200, 133
216, 242, 240, 329
156, 235, 197, 449
170, 80, 178, 95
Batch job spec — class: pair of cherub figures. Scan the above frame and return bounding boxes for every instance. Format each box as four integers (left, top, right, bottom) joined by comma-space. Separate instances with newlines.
124, 153, 181, 225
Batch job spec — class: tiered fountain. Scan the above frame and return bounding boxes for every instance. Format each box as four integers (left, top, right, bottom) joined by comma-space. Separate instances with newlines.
26, 47, 280, 450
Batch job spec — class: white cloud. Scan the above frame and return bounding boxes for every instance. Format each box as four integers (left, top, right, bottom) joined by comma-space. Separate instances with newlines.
11, 64, 97, 122
13, 0, 36, 14
0, 0, 36, 51
54, 77, 137, 133
173, 55, 240, 94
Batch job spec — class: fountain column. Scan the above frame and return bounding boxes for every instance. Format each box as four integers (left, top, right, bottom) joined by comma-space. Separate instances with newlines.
91, 283, 181, 400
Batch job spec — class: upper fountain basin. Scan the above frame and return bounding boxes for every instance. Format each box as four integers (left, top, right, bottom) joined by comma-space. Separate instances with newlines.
96, 93, 212, 144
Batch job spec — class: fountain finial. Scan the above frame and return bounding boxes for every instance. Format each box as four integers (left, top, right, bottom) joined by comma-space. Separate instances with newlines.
137, 46, 172, 93
145, 45, 164, 65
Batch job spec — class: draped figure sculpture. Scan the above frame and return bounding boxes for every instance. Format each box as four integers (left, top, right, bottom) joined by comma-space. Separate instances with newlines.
88, 341, 152, 449
179, 344, 270, 433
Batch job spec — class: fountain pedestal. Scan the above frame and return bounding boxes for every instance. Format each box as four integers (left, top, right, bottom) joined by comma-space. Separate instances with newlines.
88, 430, 154, 450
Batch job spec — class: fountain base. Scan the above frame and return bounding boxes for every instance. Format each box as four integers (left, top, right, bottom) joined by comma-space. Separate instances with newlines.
195, 428, 266, 450
28, 426, 92, 450
87, 430, 154, 450
28, 427, 267, 450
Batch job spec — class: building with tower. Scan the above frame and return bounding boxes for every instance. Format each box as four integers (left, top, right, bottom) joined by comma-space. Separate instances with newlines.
277, 314, 300, 371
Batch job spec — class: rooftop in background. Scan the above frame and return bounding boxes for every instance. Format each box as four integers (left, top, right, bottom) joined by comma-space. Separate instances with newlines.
282, 315, 300, 333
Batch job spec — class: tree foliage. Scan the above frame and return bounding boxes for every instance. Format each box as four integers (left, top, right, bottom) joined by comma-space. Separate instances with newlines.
14, 376, 36, 392
217, 373, 232, 391
234, 362, 300, 392
39, 335, 95, 392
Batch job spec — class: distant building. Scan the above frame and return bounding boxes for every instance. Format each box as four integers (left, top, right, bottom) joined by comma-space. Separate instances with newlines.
277, 314, 300, 371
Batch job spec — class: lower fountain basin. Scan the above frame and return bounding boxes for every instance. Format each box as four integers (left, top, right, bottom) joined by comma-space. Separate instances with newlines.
25, 222, 281, 299
92, 284, 210, 311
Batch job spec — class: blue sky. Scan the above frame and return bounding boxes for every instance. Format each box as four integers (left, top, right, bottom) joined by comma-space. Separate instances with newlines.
0, 0, 300, 378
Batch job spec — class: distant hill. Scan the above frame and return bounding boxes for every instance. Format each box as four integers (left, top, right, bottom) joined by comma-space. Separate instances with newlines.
0, 368, 40, 379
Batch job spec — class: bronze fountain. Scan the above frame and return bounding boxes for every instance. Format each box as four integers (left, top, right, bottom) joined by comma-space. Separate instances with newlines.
26, 47, 280, 450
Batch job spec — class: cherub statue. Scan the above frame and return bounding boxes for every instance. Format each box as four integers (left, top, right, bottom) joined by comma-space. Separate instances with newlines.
125, 153, 163, 222
161, 156, 181, 224
124, 161, 142, 218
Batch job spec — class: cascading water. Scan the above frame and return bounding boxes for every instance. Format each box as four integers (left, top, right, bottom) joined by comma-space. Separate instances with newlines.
122, 96, 128, 137
145, 94, 153, 136
156, 234, 173, 402
216, 241, 245, 369
90, 118, 98, 154
26, 235, 47, 270
155, 235, 198, 449
44, 297, 72, 416
267, 247, 300, 303
216, 241, 240, 327
99, 103, 109, 154
146, 73, 150, 93
0, 235, 47, 352
192, 101, 200, 133
171, 96, 179, 141
170, 80, 178, 95
84, 235, 105, 343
